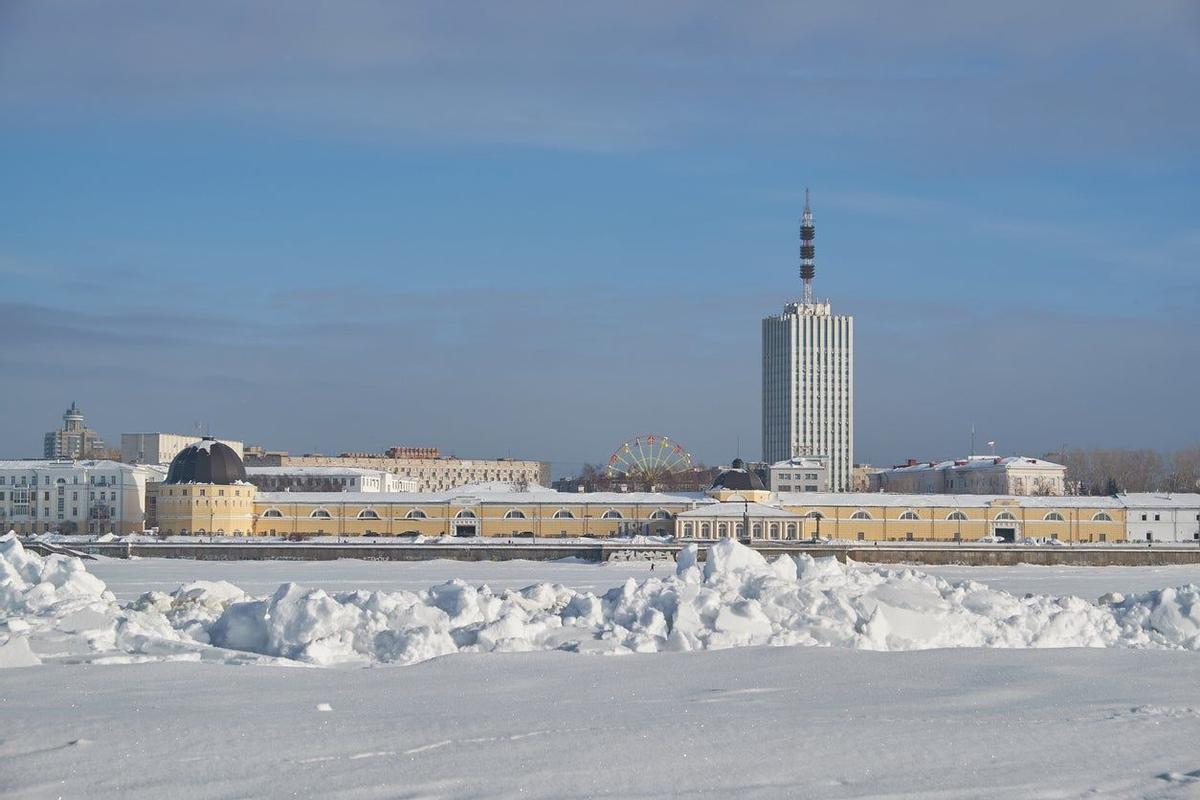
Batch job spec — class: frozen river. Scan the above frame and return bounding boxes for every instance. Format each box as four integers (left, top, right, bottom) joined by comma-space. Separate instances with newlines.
8, 540, 1200, 799
88, 553, 1200, 602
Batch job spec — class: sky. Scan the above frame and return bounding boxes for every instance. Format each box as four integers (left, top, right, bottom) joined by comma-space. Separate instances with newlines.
1, 2, 1198, 477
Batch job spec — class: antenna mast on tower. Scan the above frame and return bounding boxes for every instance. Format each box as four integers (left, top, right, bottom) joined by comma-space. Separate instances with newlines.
799, 188, 816, 305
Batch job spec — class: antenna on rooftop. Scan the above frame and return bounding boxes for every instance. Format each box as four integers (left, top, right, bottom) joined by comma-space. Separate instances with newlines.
800, 188, 816, 305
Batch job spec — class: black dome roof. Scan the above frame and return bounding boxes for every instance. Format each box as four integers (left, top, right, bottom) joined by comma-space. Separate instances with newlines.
710, 458, 766, 492
164, 438, 247, 485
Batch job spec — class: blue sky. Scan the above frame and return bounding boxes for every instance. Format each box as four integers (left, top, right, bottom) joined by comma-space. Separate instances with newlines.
2, 2, 1198, 476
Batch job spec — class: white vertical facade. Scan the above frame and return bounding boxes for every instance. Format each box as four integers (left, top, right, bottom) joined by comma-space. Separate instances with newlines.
0, 460, 166, 535
762, 301, 854, 491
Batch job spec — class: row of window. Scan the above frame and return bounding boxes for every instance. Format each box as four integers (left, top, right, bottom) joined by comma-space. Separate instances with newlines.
839, 510, 1114, 522
1140, 513, 1200, 521
259, 507, 676, 521
164, 488, 247, 497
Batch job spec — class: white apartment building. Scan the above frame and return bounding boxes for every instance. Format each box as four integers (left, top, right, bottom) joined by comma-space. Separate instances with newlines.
762, 300, 854, 491
1119, 493, 1200, 543
245, 467, 420, 493
870, 456, 1067, 496
761, 195, 854, 491
0, 460, 166, 535
121, 433, 244, 465
768, 456, 830, 493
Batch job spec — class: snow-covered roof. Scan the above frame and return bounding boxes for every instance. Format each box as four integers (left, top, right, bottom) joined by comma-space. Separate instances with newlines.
256, 488, 710, 506
677, 502, 802, 519
0, 459, 161, 474
770, 457, 827, 469
881, 456, 1064, 474
772, 491, 1123, 509
449, 481, 546, 493
1117, 493, 1200, 509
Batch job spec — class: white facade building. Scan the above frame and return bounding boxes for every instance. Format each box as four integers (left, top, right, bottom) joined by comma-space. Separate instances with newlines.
762, 193, 853, 491
762, 300, 854, 491
870, 456, 1066, 496
121, 433, 244, 465
1119, 494, 1200, 543
245, 467, 419, 494
768, 456, 829, 493
0, 460, 166, 535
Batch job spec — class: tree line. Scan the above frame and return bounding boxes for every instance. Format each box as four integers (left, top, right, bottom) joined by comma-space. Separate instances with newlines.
1042, 446, 1200, 495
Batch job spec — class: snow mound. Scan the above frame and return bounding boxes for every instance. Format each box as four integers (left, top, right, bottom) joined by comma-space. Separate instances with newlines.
5, 533, 1200, 668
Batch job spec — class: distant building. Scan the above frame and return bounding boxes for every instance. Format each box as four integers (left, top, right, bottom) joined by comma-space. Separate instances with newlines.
151, 439, 256, 536
121, 432, 244, 465
708, 458, 773, 504
1119, 493, 1200, 543
850, 464, 879, 492
0, 459, 165, 535
762, 195, 854, 490
244, 450, 550, 493
679, 492, 1125, 544
869, 456, 1066, 496
245, 466, 419, 493
767, 456, 829, 493
43, 402, 106, 460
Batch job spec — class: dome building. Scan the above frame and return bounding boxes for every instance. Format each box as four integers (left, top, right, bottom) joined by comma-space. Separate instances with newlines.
707, 458, 773, 503
154, 438, 256, 535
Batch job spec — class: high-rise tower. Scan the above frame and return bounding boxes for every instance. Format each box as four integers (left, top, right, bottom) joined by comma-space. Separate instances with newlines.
761, 193, 854, 491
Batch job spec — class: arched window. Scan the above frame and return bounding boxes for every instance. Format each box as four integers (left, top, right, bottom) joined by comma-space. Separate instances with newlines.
769, 522, 780, 538
503, 509, 526, 519
601, 509, 624, 520
1093, 512, 1114, 522
718, 522, 728, 537
649, 509, 672, 520
310, 508, 331, 519
947, 511, 968, 521
899, 511, 919, 520
681, 522, 693, 537
1043, 512, 1065, 522
850, 510, 872, 520
752, 522, 763, 537
786, 522, 797, 539
262, 508, 283, 518
553, 509, 575, 519
455, 509, 477, 519
994, 512, 1017, 521
357, 509, 381, 520
700, 522, 711, 538
406, 509, 428, 519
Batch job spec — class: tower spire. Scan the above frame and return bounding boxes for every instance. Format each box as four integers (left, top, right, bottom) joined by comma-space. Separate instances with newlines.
799, 188, 816, 304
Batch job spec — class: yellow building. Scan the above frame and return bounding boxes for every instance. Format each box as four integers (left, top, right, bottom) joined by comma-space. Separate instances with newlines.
153, 438, 257, 536
252, 486, 697, 538
676, 491, 1125, 544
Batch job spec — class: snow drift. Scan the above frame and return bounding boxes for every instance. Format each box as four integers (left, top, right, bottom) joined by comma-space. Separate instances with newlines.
3, 533, 1200, 668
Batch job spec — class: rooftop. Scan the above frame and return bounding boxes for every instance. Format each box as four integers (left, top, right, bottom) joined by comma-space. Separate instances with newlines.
257, 486, 710, 506
677, 502, 801, 519
1117, 493, 1200, 508
772, 491, 1122, 509
882, 456, 1064, 474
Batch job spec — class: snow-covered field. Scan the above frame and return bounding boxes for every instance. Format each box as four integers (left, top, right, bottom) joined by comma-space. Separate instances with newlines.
5, 535, 1200, 798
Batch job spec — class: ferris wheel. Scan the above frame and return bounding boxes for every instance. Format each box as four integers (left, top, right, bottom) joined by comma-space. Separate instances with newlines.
606, 435, 693, 487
